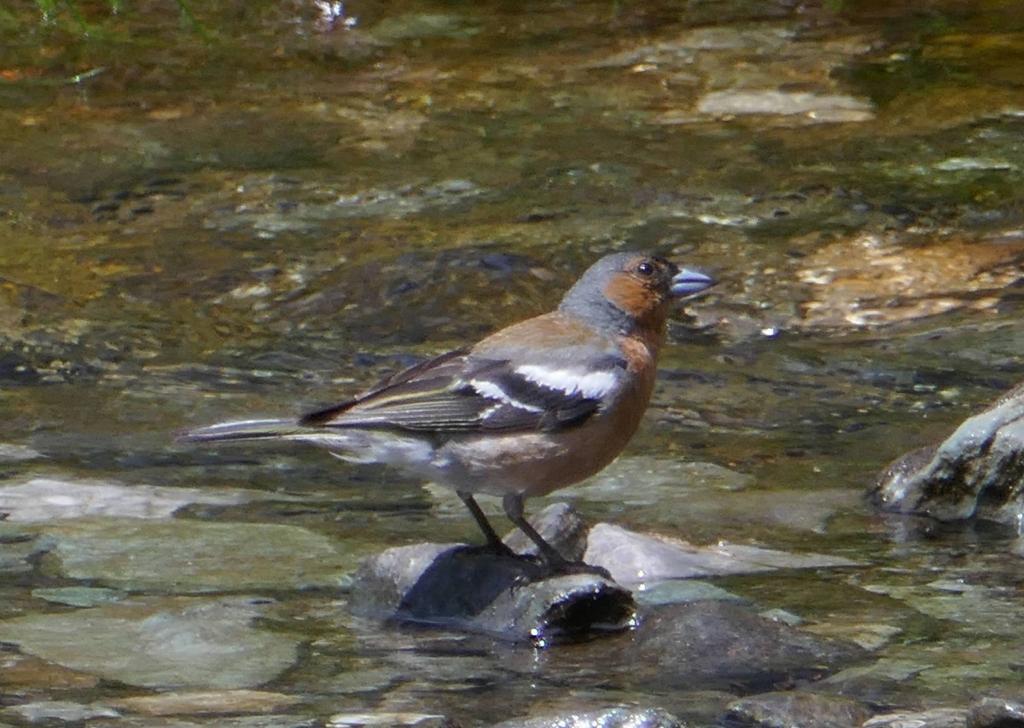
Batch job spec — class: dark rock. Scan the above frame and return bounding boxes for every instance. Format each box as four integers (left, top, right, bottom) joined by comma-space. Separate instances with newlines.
968, 697, 1024, 728
492, 707, 684, 728
872, 381, 1024, 525
723, 691, 872, 728
348, 543, 635, 644
621, 601, 866, 692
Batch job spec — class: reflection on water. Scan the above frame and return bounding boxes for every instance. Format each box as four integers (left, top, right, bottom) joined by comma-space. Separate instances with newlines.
2, 0, 1024, 724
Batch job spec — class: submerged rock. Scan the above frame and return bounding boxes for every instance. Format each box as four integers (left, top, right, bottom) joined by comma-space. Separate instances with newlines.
872, 381, 1024, 526
0, 700, 120, 724
864, 708, 968, 728
38, 517, 365, 592
622, 601, 866, 692
0, 596, 297, 690
110, 690, 302, 716
493, 706, 684, 728
0, 476, 287, 522
723, 691, 872, 728
349, 543, 635, 644
328, 713, 455, 728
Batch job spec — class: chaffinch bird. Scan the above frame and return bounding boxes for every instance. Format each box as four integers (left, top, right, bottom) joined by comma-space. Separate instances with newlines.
182, 252, 714, 573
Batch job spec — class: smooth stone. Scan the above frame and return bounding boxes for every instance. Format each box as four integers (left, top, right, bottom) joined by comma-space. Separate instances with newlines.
0, 700, 120, 723
873, 380, 1024, 525
492, 706, 684, 728
0, 477, 288, 522
38, 518, 363, 592
583, 523, 855, 585
799, 233, 1024, 329
0, 443, 43, 462
633, 579, 743, 606
0, 652, 99, 690
111, 690, 302, 716
624, 601, 865, 691
967, 697, 1024, 728
349, 543, 635, 643
32, 586, 125, 607
863, 708, 969, 728
723, 691, 872, 728
696, 90, 874, 121
327, 713, 454, 728
0, 596, 297, 689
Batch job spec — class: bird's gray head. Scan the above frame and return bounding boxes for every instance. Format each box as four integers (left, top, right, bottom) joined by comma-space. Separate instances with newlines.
559, 252, 713, 333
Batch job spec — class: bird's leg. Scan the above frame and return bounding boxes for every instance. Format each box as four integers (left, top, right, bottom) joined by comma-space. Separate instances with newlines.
502, 493, 612, 579
457, 491, 516, 557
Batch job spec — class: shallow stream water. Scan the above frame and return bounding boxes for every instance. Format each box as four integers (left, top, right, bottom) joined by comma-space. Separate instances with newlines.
1, 1, 1024, 725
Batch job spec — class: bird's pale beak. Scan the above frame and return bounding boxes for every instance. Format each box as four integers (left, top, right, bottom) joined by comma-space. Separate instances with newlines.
670, 268, 715, 297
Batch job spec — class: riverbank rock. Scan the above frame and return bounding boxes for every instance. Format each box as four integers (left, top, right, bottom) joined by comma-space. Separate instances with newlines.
872, 381, 1024, 526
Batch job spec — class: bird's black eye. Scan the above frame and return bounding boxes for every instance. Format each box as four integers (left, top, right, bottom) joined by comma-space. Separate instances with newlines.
636, 260, 655, 276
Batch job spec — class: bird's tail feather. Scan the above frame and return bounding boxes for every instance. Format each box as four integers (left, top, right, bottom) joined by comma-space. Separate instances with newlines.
178, 418, 306, 443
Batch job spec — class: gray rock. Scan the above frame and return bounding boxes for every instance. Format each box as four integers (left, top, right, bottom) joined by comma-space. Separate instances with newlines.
328, 713, 456, 728
349, 543, 635, 644
0, 443, 43, 462
583, 523, 855, 585
873, 381, 1024, 525
863, 708, 968, 728
723, 691, 872, 728
0, 596, 297, 689
623, 601, 865, 691
32, 586, 125, 607
630, 602, 864, 692
696, 90, 874, 122
967, 697, 1024, 728
0, 476, 291, 522
1, 700, 120, 723
37, 517, 366, 592
492, 706, 684, 728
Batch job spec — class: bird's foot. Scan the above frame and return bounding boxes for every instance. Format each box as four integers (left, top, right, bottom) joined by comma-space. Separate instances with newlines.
544, 558, 613, 581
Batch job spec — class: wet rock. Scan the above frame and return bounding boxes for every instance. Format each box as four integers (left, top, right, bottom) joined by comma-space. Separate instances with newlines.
863, 708, 968, 728
798, 233, 1024, 329
0, 700, 120, 723
31, 586, 125, 607
967, 697, 1024, 728
0, 443, 43, 462
583, 523, 855, 585
723, 691, 872, 727
696, 90, 874, 123
38, 518, 364, 592
349, 543, 635, 644
623, 601, 865, 691
328, 714, 454, 728
110, 690, 301, 716
0, 476, 286, 522
634, 579, 743, 606
0, 596, 297, 689
872, 381, 1024, 525
493, 706, 684, 728
0, 652, 100, 691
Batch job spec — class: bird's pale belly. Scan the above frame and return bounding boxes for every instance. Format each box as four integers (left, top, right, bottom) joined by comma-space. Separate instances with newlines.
435, 388, 650, 497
